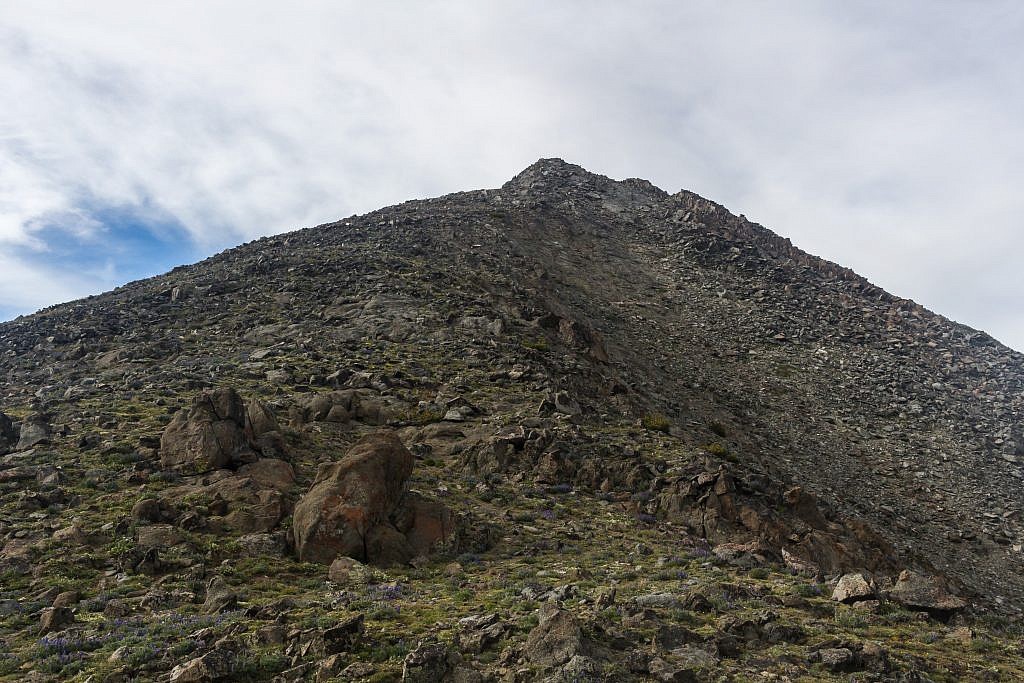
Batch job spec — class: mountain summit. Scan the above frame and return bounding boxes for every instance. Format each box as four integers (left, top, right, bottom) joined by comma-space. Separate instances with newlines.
0, 160, 1021, 680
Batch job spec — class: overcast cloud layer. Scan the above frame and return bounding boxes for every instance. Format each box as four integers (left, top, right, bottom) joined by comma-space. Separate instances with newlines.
1, 1, 1022, 350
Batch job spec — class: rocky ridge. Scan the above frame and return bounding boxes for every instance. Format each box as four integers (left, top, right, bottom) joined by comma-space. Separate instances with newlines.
0, 159, 1021, 680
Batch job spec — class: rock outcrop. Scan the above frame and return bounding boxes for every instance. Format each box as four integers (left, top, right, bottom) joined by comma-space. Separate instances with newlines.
887, 570, 968, 618
159, 387, 283, 473
292, 432, 456, 566
16, 414, 50, 451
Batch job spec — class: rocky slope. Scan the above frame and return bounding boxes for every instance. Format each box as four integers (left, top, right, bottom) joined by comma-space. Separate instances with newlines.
0, 159, 1021, 680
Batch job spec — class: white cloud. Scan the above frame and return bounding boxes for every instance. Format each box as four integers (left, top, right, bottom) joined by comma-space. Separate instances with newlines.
0, 1, 1022, 349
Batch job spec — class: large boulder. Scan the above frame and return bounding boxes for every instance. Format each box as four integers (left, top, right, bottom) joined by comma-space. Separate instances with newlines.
245, 398, 287, 457
833, 573, 875, 603
293, 432, 414, 564
403, 641, 457, 682
293, 432, 459, 567
16, 414, 50, 451
888, 570, 967, 618
169, 648, 236, 682
524, 602, 585, 667
292, 390, 408, 427
160, 387, 283, 473
304, 390, 359, 423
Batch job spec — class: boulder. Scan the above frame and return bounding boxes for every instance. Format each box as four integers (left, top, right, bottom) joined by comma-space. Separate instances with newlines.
208, 475, 289, 534
322, 613, 365, 654
403, 641, 454, 682
298, 390, 359, 424
888, 570, 967, 617
236, 532, 286, 558
52, 591, 80, 609
458, 614, 506, 654
136, 524, 183, 548
169, 648, 235, 682
328, 556, 368, 584
237, 458, 295, 492
816, 647, 857, 673
651, 645, 719, 682
550, 655, 602, 682
16, 414, 50, 451
245, 397, 280, 438
552, 391, 580, 416
524, 602, 584, 667
160, 388, 253, 472
397, 492, 458, 557
202, 576, 239, 614
160, 388, 285, 473
832, 573, 874, 603
713, 540, 773, 568
52, 524, 86, 545
158, 459, 294, 535
365, 523, 414, 567
38, 606, 74, 635
245, 398, 287, 457
292, 432, 414, 564
131, 497, 165, 524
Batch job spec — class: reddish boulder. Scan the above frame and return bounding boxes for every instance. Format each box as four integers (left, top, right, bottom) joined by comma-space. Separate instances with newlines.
292, 432, 414, 564
292, 433, 459, 566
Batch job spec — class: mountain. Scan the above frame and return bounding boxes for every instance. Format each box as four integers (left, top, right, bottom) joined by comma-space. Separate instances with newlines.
0, 158, 1021, 681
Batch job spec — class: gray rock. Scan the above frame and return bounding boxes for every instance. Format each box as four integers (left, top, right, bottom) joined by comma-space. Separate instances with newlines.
832, 572, 874, 603
403, 641, 453, 682
202, 576, 238, 614
524, 602, 584, 667
160, 387, 253, 472
16, 414, 50, 451
888, 570, 967, 616
38, 606, 74, 635
816, 647, 857, 672
634, 592, 681, 609
169, 648, 235, 682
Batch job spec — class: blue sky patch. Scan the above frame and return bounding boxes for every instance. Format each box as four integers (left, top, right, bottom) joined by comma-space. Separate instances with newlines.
4, 200, 216, 319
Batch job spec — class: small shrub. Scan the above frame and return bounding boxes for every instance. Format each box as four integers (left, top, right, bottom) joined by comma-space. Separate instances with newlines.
398, 407, 444, 426
233, 651, 289, 677
641, 413, 671, 433
522, 337, 549, 351
834, 605, 867, 628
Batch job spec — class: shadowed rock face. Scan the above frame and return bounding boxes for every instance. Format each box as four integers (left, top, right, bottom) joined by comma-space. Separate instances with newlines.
0, 413, 16, 455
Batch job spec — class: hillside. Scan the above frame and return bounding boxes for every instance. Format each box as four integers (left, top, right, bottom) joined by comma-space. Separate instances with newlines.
0, 159, 1022, 681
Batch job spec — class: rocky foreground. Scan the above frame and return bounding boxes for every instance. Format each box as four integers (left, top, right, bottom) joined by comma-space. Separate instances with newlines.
0, 159, 1022, 680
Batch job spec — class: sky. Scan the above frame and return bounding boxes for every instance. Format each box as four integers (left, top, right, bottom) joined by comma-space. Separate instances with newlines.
1, 2, 1022, 351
